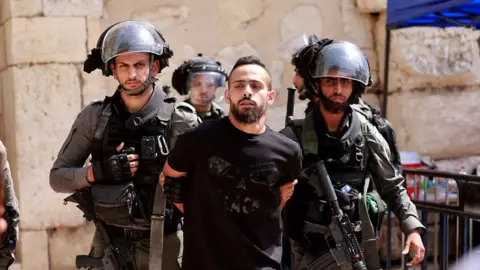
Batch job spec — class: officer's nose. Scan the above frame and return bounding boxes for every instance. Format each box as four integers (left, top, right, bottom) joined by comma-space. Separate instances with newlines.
333, 80, 343, 94
128, 67, 137, 80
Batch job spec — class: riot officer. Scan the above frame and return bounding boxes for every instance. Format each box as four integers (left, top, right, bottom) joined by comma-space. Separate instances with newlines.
278, 34, 320, 116
171, 54, 227, 121
279, 39, 425, 269
0, 141, 19, 270
50, 20, 200, 270
279, 35, 403, 171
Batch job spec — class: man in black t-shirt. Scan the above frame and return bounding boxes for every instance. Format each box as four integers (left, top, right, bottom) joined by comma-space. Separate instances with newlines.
161, 55, 302, 270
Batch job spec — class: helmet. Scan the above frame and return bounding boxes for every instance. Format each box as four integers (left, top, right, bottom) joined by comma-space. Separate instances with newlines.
298, 40, 372, 112
83, 20, 173, 77
171, 54, 227, 96
82, 20, 174, 96
100, 20, 173, 76
309, 41, 371, 87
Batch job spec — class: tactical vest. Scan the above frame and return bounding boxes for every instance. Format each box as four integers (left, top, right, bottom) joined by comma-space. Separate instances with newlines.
289, 109, 386, 269
89, 95, 180, 231
185, 99, 225, 121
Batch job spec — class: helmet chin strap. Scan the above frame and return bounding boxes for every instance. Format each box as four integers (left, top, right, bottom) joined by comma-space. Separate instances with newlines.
116, 55, 159, 96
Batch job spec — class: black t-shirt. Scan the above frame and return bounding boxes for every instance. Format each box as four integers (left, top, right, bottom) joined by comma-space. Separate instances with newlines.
168, 117, 302, 270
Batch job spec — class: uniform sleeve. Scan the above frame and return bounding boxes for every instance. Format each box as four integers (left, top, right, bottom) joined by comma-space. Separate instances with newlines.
4, 160, 19, 242
168, 102, 201, 148
0, 141, 19, 244
49, 103, 102, 193
364, 123, 426, 235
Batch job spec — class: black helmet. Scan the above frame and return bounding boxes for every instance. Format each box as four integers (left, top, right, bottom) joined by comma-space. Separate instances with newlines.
82, 20, 174, 96
295, 39, 373, 111
83, 20, 173, 77
171, 54, 227, 95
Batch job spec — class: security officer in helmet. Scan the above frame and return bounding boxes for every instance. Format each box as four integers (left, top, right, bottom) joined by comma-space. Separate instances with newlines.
50, 20, 200, 270
279, 39, 426, 269
279, 35, 403, 171
171, 54, 227, 121
278, 34, 320, 116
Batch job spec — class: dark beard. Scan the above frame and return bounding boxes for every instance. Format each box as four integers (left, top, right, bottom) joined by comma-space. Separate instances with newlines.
230, 100, 265, 124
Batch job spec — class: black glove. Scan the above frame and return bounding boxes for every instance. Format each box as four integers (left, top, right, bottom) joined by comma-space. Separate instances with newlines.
92, 147, 135, 182
163, 176, 187, 203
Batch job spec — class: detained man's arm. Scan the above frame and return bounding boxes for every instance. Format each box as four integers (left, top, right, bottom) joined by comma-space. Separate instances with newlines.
161, 161, 187, 213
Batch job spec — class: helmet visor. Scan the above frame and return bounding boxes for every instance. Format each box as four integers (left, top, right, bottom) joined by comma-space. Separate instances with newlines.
186, 72, 227, 105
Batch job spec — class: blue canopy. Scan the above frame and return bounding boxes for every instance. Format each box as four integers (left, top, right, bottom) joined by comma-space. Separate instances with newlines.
387, 0, 480, 29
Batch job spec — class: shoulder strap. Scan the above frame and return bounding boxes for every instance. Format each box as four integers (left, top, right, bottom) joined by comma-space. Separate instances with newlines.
91, 99, 113, 154
358, 177, 383, 270
290, 119, 304, 142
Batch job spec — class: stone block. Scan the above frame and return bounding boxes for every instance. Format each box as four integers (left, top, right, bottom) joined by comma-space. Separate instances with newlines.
387, 86, 480, 159
20, 230, 49, 270
79, 65, 112, 106
215, 42, 260, 74
43, 0, 103, 17
355, 0, 387, 13
0, 25, 5, 71
376, 13, 480, 92
0, 0, 42, 24
266, 100, 309, 132
279, 0, 375, 50
215, 0, 267, 32
87, 18, 102, 51
49, 222, 96, 270
4, 64, 87, 229
131, 4, 189, 30
5, 17, 87, 65
362, 93, 380, 110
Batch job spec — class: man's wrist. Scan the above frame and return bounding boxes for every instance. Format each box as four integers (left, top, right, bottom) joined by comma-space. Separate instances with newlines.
86, 165, 95, 183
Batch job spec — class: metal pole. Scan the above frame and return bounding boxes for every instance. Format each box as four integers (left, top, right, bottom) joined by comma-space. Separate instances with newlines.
381, 28, 392, 118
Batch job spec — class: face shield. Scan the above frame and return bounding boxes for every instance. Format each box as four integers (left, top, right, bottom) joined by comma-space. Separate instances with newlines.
310, 42, 370, 86
277, 34, 319, 61
186, 72, 227, 106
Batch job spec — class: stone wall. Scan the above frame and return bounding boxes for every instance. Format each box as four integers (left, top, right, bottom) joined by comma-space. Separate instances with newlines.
0, 0, 479, 268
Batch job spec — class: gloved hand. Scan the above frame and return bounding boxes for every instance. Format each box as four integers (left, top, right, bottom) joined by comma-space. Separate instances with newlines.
163, 176, 187, 203
92, 142, 139, 182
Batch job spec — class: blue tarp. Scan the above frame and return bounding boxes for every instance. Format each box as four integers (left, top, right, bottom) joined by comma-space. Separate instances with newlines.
387, 0, 480, 28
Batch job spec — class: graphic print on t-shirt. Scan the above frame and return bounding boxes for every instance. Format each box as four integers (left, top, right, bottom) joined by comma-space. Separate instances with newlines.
208, 155, 280, 215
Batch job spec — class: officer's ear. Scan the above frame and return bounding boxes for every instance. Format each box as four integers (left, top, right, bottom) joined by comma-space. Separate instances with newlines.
151, 59, 161, 75
109, 63, 117, 80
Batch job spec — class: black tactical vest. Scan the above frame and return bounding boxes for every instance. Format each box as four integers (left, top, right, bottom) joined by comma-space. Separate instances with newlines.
290, 109, 369, 225
90, 91, 181, 232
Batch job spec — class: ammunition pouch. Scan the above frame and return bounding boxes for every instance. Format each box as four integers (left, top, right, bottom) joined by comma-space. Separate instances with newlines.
365, 190, 387, 233
91, 182, 150, 230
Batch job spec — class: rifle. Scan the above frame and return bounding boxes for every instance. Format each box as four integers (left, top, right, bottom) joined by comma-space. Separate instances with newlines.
285, 87, 296, 127
304, 160, 367, 270
64, 191, 133, 270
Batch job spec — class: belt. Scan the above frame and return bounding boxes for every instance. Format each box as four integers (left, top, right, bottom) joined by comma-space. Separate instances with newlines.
106, 225, 150, 242
105, 220, 183, 241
